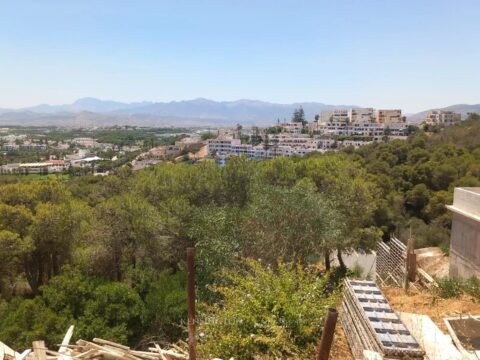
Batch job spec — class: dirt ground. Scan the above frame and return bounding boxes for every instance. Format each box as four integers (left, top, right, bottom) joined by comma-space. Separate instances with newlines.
330, 323, 355, 360
382, 287, 480, 333
329, 287, 480, 359
415, 247, 450, 278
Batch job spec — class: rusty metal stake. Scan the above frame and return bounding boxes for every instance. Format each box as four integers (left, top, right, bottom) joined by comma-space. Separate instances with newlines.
187, 247, 196, 360
316, 308, 338, 360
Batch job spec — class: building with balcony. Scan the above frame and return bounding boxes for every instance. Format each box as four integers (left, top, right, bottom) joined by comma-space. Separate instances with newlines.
425, 110, 461, 126
350, 108, 374, 123
376, 109, 403, 124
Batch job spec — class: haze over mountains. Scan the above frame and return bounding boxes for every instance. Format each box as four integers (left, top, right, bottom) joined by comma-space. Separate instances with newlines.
0, 98, 479, 127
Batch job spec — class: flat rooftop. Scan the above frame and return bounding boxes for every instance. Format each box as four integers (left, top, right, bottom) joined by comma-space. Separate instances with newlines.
446, 187, 480, 221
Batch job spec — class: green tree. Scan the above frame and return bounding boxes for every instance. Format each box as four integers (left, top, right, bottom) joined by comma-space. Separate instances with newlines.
144, 270, 187, 341
301, 155, 381, 268
0, 231, 33, 297
77, 282, 146, 345
188, 206, 242, 300
0, 298, 69, 349
88, 194, 170, 281
240, 181, 338, 265
26, 201, 84, 293
292, 107, 306, 124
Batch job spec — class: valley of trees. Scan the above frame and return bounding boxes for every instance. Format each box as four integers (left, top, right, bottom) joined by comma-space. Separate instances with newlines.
0, 114, 479, 358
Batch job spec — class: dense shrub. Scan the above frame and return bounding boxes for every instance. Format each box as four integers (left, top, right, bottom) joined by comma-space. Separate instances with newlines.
0, 267, 188, 348
198, 260, 342, 359
435, 276, 480, 301
144, 270, 187, 342
435, 278, 463, 298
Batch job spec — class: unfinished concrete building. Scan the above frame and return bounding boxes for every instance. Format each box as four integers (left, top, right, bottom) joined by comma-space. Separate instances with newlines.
446, 187, 480, 278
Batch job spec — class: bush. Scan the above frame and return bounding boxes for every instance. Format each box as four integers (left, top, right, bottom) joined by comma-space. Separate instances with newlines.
198, 260, 342, 359
144, 270, 187, 341
76, 283, 146, 345
435, 278, 464, 298
435, 276, 480, 301
462, 277, 480, 301
0, 298, 71, 349
0, 268, 148, 348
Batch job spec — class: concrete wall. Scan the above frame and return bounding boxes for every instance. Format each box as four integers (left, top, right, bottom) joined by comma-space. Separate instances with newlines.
449, 212, 480, 278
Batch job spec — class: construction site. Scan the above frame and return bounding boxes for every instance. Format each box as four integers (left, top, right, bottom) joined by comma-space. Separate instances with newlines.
0, 237, 478, 360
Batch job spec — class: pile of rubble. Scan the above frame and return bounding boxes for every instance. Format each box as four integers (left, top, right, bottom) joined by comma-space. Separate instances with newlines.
0, 326, 187, 360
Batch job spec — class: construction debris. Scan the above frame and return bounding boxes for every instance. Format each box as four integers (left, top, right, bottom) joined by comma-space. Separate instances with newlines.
0, 327, 187, 360
340, 279, 425, 360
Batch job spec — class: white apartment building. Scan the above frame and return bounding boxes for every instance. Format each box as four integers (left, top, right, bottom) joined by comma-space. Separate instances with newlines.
268, 134, 321, 149
318, 109, 349, 124
320, 111, 333, 123
207, 137, 322, 160
350, 108, 374, 123
1, 143, 19, 152
425, 110, 461, 126
331, 109, 350, 123
10, 160, 68, 174
342, 140, 374, 148
319, 108, 374, 124
375, 109, 403, 124
207, 138, 241, 156
312, 108, 408, 139
280, 122, 303, 134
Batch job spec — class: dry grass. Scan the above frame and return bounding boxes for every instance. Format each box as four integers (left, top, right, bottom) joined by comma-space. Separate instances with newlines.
382, 287, 480, 333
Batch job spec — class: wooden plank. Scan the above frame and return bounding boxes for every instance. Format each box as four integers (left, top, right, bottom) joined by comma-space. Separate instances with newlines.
92, 340, 129, 351
32, 341, 47, 360
0, 342, 19, 358
59, 326, 75, 354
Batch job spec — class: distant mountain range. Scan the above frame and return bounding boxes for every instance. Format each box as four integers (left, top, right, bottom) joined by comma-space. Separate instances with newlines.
0, 97, 479, 127
0, 98, 357, 127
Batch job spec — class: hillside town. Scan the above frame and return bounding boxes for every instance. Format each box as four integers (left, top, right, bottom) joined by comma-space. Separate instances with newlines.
206, 108, 462, 162
0, 109, 464, 175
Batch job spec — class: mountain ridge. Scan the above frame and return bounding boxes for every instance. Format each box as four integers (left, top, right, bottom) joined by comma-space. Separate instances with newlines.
0, 98, 357, 126
1, 98, 479, 127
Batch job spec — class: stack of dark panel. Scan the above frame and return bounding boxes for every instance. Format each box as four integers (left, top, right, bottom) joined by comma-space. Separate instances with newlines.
340, 279, 425, 360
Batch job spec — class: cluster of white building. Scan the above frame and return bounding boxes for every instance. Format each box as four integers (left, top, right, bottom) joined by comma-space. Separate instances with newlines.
308, 108, 408, 140
207, 138, 317, 161
207, 135, 372, 161
207, 108, 411, 162
0, 149, 104, 175
1, 134, 48, 152
424, 110, 461, 127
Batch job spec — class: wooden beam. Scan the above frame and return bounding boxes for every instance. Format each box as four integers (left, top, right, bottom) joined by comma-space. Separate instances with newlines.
33, 341, 47, 360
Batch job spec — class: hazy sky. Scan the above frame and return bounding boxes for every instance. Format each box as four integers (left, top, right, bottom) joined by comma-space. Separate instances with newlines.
1, 0, 479, 112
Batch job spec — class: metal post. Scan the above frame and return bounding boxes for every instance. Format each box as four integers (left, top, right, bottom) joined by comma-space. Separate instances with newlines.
316, 308, 338, 360
187, 247, 196, 360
